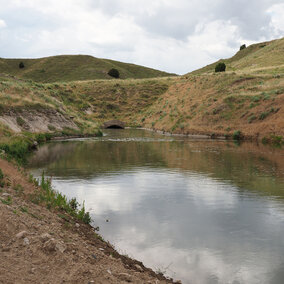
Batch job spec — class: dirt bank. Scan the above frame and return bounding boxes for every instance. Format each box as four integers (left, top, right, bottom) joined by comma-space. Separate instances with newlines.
0, 158, 178, 284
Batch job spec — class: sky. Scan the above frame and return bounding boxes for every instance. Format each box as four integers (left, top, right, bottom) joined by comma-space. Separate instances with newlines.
0, 0, 284, 75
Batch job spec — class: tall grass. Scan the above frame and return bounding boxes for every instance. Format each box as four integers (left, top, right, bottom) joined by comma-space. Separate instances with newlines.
29, 172, 91, 224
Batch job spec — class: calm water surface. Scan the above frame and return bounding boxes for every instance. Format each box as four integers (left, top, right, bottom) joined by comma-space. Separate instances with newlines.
27, 129, 284, 284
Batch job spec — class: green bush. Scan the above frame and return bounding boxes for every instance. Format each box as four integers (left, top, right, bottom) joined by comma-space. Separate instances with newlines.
0, 168, 4, 180
108, 68, 120, 78
215, 62, 226, 73
16, 116, 25, 127
32, 172, 92, 224
233, 130, 242, 140
240, 44, 246, 50
19, 62, 25, 69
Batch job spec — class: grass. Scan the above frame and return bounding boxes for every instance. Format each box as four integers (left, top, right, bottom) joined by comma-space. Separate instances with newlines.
0, 168, 4, 187
0, 196, 12, 205
29, 172, 91, 224
0, 38, 283, 142
0, 133, 52, 164
191, 37, 284, 75
0, 55, 175, 83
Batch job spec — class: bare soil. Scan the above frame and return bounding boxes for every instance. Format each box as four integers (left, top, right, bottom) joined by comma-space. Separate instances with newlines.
0, 158, 178, 284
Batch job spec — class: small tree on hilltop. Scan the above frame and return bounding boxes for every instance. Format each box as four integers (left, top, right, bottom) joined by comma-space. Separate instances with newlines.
19, 62, 25, 69
108, 68, 119, 78
240, 44, 246, 51
215, 62, 226, 73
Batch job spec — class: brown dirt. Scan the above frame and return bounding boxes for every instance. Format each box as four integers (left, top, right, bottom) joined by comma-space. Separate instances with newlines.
0, 158, 178, 284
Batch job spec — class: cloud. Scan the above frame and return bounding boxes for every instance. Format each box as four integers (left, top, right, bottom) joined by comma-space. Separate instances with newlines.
0, 19, 6, 28
0, 0, 283, 74
267, 3, 284, 37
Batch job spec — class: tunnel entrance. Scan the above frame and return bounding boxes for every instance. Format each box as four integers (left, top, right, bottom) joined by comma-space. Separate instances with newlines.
103, 120, 126, 129
105, 125, 124, 129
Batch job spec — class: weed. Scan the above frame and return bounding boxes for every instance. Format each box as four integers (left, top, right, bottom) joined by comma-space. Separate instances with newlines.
30, 172, 92, 224
248, 115, 256, 123
259, 112, 269, 120
0, 196, 12, 205
13, 184, 24, 194
20, 206, 28, 213
16, 117, 26, 127
233, 130, 242, 140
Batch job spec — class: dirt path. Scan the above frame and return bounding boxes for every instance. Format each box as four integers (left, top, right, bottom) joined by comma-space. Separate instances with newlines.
0, 159, 178, 284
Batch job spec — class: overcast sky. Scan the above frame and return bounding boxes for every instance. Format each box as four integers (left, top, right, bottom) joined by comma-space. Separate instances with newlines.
0, 0, 284, 74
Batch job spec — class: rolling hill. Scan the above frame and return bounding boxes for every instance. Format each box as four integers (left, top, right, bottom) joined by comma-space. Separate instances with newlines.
191, 37, 284, 75
0, 37, 283, 143
0, 55, 175, 83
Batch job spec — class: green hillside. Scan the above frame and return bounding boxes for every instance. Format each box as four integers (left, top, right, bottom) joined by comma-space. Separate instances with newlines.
0, 55, 175, 83
192, 37, 284, 75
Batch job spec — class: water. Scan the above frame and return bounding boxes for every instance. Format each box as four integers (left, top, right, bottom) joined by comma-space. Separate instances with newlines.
27, 129, 284, 284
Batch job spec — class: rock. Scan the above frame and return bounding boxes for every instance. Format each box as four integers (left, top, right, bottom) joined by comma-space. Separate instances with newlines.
32, 141, 38, 149
55, 242, 67, 253
134, 264, 143, 272
75, 223, 80, 228
99, 248, 104, 251
42, 238, 56, 253
30, 268, 36, 274
2, 193, 10, 197
16, 231, 28, 239
118, 273, 132, 282
2, 247, 10, 252
40, 233, 52, 242
107, 269, 112, 275
23, 237, 30, 246
88, 281, 95, 284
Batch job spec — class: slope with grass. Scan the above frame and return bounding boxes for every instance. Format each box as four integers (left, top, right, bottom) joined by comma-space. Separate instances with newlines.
132, 73, 284, 141
0, 55, 175, 83
0, 37, 284, 144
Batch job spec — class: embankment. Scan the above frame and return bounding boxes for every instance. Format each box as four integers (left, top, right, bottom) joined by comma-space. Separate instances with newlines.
0, 157, 178, 284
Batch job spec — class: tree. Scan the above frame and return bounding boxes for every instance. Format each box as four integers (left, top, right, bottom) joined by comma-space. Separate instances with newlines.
19, 62, 25, 69
240, 44, 246, 51
108, 68, 119, 78
215, 62, 226, 73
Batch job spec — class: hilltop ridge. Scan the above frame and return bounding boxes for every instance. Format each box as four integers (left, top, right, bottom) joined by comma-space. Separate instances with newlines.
191, 37, 284, 75
0, 55, 175, 83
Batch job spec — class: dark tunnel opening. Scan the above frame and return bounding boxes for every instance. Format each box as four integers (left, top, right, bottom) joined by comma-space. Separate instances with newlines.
105, 125, 124, 129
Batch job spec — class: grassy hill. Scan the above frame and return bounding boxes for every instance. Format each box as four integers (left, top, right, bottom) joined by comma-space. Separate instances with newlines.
0, 37, 283, 144
0, 55, 175, 83
192, 37, 284, 75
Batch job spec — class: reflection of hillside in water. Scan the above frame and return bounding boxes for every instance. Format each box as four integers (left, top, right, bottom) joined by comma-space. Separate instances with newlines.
28, 134, 284, 197
28, 140, 167, 178
28, 142, 77, 168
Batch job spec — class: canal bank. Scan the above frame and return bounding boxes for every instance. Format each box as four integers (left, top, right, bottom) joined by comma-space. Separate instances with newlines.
0, 157, 178, 284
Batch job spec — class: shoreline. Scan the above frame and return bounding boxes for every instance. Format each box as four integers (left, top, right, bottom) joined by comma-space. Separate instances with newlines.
0, 157, 179, 283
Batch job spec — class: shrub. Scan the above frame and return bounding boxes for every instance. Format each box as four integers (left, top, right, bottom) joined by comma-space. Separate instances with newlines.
233, 130, 242, 140
215, 62, 226, 73
108, 68, 120, 78
240, 44, 246, 50
16, 116, 25, 127
0, 168, 4, 180
19, 62, 25, 69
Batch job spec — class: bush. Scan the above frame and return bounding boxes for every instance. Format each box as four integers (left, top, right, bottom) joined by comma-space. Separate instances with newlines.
16, 117, 25, 127
215, 62, 226, 73
19, 62, 25, 69
240, 44, 246, 51
233, 130, 242, 140
108, 68, 120, 78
